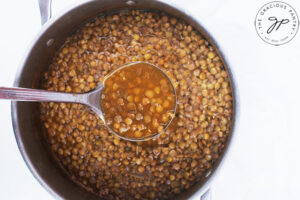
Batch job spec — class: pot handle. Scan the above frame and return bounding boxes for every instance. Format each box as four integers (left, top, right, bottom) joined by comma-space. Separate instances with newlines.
38, 0, 52, 25
201, 188, 212, 200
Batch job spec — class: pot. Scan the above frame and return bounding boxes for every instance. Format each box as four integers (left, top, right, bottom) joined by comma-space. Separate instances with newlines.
12, 0, 236, 199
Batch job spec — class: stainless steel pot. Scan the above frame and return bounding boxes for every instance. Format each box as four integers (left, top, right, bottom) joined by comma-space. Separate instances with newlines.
12, 0, 236, 199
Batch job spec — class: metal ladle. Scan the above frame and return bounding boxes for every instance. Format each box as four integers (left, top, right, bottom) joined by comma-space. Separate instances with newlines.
0, 62, 177, 141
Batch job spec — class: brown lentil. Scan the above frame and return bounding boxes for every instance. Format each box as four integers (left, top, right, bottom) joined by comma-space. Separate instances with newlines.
40, 10, 234, 200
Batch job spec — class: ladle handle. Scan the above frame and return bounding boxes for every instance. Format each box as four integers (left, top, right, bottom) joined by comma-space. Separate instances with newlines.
0, 87, 84, 103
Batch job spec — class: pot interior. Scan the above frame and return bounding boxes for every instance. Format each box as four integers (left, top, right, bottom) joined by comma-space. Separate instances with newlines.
12, 0, 235, 199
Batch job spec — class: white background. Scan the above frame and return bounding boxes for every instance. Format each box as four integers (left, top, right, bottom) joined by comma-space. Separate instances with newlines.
0, 0, 300, 199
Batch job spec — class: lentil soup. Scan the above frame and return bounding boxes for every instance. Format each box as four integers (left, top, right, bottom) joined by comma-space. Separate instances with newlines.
101, 62, 176, 140
40, 9, 234, 200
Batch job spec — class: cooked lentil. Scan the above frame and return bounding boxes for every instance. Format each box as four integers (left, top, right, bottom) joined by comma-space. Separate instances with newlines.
40, 10, 234, 200
101, 62, 176, 139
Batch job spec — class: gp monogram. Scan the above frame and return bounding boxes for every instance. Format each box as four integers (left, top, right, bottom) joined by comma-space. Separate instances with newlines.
255, 1, 299, 45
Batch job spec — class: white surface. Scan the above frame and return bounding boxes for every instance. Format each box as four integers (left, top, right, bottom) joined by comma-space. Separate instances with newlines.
0, 0, 299, 199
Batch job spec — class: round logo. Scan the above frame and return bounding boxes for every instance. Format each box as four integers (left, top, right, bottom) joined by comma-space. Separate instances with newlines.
255, 1, 299, 46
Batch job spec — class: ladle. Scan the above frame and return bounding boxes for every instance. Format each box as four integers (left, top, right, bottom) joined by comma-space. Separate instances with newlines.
0, 62, 177, 141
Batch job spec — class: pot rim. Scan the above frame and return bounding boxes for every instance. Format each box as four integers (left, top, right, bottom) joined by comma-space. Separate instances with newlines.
11, 0, 239, 199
